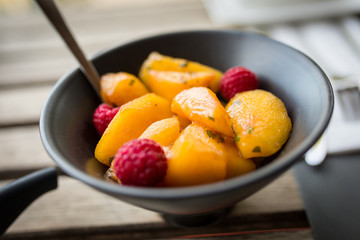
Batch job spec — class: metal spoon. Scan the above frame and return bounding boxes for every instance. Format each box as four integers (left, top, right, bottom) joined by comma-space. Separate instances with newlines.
34, 0, 102, 100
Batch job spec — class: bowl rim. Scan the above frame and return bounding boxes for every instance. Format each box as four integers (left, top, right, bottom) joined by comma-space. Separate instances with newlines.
39, 29, 334, 200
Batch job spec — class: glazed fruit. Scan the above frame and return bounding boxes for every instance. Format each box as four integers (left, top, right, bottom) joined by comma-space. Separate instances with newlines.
94, 93, 173, 166
138, 117, 180, 147
93, 53, 292, 188
226, 89, 292, 158
220, 66, 258, 101
223, 141, 256, 179
92, 103, 120, 135
113, 139, 167, 187
176, 114, 192, 131
100, 72, 149, 107
139, 52, 223, 93
164, 123, 256, 185
146, 70, 213, 101
171, 87, 234, 137
164, 123, 227, 187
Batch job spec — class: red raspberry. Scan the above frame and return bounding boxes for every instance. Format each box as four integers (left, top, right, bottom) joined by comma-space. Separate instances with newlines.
113, 139, 167, 187
93, 103, 119, 135
219, 66, 259, 101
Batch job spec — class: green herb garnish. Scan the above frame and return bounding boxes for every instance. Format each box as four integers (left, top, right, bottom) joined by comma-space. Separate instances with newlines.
179, 61, 188, 68
252, 146, 261, 153
248, 127, 253, 134
234, 132, 240, 143
206, 130, 217, 139
208, 116, 215, 121
129, 79, 135, 86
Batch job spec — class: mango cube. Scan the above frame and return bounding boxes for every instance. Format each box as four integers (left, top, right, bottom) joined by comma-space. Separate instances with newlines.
223, 141, 256, 179
139, 52, 223, 93
146, 70, 213, 101
94, 93, 172, 165
226, 89, 292, 158
100, 72, 149, 106
171, 87, 234, 137
164, 123, 227, 187
139, 117, 180, 147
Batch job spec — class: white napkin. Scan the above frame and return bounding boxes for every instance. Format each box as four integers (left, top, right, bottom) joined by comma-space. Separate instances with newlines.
203, 0, 360, 25
267, 19, 360, 155
325, 85, 360, 155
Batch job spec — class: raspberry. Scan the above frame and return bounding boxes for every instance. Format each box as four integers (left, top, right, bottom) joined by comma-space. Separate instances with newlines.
93, 103, 119, 135
113, 139, 167, 187
219, 66, 259, 101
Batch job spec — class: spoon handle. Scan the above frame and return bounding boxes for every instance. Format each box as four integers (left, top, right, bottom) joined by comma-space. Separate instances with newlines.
35, 0, 102, 100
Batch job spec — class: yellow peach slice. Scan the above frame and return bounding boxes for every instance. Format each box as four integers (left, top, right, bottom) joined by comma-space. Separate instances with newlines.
175, 114, 192, 131
139, 52, 223, 92
146, 70, 213, 101
94, 93, 172, 166
100, 72, 149, 107
171, 87, 233, 137
223, 141, 256, 179
164, 123, 227, 187
226, 89, 292, 158
139, 117, 180, 147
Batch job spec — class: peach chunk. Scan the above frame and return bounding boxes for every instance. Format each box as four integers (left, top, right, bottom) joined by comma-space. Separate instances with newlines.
171, 87, 234, 137
139, 52, 223, 93
146, 70, 213, 101
100, 72, 149, 107
226, 89, 292, 158
164, 123, 227, 187
223, 141, 256, 179
175, 114, 192, 131
139, 117, 180, 147
94, 93, 172, 166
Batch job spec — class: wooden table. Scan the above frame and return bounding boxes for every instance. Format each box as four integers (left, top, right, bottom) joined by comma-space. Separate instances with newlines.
0, 0, 315, 239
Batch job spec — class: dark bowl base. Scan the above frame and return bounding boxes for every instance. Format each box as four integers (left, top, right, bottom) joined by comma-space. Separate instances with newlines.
161, 206, 234, 228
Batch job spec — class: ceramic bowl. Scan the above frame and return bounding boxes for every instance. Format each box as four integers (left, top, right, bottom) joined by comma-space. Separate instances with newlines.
40, 30, 333, 226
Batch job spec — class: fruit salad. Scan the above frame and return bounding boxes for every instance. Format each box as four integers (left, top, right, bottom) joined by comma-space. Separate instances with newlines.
92, 52, 292, 187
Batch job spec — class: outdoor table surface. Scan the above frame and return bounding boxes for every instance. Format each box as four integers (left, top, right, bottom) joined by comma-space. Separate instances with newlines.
2, 0, 348, 239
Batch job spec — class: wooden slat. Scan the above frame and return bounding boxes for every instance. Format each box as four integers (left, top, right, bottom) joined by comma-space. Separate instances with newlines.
2, 170, 305, 236
0, 125, 54, 176
0, 0, 204, 28
0, 0, 212, 86
169, 230, 313, 240
3, 228, 313, 240
0, 59, 75, 87
0, 84, 53, 126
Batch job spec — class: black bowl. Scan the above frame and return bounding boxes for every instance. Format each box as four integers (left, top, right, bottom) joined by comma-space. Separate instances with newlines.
39, 30, 333, 224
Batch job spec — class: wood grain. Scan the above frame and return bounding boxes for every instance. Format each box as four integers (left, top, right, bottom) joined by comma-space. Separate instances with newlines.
2, 170, 304, 235
0, 84, 53, 127
0, 125, 54, 176
0, 0, 212, 86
